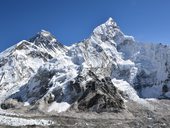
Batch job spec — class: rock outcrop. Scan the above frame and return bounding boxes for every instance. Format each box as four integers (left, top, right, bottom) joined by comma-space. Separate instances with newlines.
71, 72, 125, 112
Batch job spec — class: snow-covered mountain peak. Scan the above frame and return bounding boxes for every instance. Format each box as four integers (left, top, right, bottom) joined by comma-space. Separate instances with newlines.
29, 30, 62, 48
93, 17, 119, 35
90, 17, 127, 47
39, 29, 52, 37
92, 17, 136, 46
29, 30, 56, 43
28, 30, 67, 55
105, 17, 118, 27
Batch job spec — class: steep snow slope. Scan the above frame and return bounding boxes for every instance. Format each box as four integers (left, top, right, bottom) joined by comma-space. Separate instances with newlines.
118, 40, 170, 98
0, 18, 170, 114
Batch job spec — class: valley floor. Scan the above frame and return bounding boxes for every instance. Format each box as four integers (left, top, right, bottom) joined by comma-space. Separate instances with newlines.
0, 99, 170, 128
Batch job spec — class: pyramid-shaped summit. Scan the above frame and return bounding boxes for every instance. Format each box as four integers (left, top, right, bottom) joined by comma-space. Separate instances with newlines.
105, 17, 118, 27
29, 29, 64, 50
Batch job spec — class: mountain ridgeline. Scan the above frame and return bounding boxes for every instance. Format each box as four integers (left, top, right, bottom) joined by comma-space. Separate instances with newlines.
0, 17, 170, 113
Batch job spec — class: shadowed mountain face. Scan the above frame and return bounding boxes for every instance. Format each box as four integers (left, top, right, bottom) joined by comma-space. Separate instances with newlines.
0, 18, 170, 114
29, 30, 65, 50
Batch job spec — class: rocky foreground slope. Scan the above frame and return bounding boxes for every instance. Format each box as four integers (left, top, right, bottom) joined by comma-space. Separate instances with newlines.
0, 18, 170, 127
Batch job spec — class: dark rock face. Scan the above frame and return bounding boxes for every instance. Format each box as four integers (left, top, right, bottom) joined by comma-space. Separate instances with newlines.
29, 30, 64, 50
42, 71, 125, 113
71, 71, 125, 113
27, 51, 53, 61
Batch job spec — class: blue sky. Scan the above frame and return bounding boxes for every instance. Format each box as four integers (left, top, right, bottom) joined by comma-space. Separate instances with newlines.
0, 0, 170, 52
